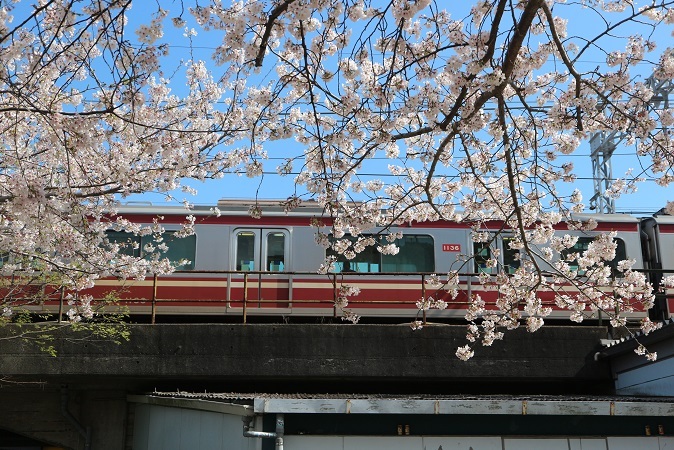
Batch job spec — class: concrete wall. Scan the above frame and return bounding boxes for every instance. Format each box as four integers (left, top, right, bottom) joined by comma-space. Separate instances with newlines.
0, 324, 611, 388
0, 387, 83, 449
0, 385, 127, 450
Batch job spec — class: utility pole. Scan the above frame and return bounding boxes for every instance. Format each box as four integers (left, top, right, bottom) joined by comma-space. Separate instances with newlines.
589, 73, 673, 213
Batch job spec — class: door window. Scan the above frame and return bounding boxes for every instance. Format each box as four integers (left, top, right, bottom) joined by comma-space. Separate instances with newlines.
236, 231, 256, 271
266, 232, 286, 272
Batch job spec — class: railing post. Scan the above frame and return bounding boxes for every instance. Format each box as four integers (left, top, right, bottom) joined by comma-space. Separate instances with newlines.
243, 273, 248, 324
421, 274, 427, 325
151, 273, 157, 325
58, 286, 65, 323
332, 273, 337, 318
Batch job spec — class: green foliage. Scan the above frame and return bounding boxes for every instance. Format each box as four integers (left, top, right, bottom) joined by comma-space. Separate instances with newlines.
0, 287, 131, 356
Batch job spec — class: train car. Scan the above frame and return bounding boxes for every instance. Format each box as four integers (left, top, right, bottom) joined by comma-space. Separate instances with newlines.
69, 200, 659, 324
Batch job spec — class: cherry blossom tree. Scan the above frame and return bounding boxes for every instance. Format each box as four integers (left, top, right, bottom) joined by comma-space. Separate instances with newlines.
2, 0, 674, 358
188, 0, 674, 359
0, 0, 243, 329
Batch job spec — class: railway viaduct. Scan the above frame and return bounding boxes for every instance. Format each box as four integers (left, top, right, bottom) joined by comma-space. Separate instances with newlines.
0, 323, 663, 449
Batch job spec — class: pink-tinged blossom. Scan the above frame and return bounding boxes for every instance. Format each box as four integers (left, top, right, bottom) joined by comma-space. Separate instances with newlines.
455, 345, 475, 361
341, 311, 361, 324
635, 344, 658, 361
410, 320, 424, 330
377, 244, 400, 255
640, 317, 663, 335
665, 202, 674, 216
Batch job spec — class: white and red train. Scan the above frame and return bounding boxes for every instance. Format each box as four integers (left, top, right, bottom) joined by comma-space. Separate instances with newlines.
74, 200, 674, 323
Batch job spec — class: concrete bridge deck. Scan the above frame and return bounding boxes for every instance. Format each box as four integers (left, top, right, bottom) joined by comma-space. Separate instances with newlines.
0, 323, 609, 386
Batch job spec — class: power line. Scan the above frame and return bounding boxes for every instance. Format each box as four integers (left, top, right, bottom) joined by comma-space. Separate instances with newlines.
223, 170, 664, 183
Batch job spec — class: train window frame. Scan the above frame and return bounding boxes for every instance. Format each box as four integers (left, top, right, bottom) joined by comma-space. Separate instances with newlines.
105, 230, 196, 270
233, 228, 290, 272
326, 233, 435, 273
560, 236, 627, 276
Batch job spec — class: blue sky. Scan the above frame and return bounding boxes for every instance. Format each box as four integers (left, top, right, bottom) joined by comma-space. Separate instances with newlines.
115, 1, 674, 214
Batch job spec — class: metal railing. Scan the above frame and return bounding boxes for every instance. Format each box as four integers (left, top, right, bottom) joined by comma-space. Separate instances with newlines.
146, 270, 438, 324
8, 268, 672, 324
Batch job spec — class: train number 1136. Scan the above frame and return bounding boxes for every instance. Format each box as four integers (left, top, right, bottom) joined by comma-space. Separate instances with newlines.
442, 244, 461, 252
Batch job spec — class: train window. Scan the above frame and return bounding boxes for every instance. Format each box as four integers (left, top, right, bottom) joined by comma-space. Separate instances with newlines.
236, 231, 256, 271
473, 242, 492, 274
105, 231, 196, 270
0, 251, 50, 270
161, 233, 196, 270
328, 234, 434, 273
502, 237, 521, 274
234, 229, 289, 272
106, 231, 141, 257
266, 232, 286, 272
382, 235, 434, 272
331, 240, 380, 273
561, 236, 627, 275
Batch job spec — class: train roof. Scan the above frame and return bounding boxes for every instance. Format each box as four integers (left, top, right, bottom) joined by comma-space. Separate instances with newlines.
116, 199, 327, 217
216, 198, 327, 214
115, 201, 651, 224
649, 214, 674, 224
570, 213, 640, 223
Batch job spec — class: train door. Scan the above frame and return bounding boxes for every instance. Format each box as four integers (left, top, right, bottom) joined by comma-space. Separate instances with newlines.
468, 233, 523, 313
642, 216, 674, 320
472, 234, 521, 274
231, 228, 290, 310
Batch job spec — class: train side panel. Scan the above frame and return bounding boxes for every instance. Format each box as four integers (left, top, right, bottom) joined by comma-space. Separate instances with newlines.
53, 208, 656, 322
192, 223, 231, 271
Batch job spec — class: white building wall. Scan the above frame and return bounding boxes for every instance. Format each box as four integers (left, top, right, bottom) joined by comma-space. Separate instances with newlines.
130, 404, 674, 450
132, 404, 258, 450
284, 436, 674, 450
